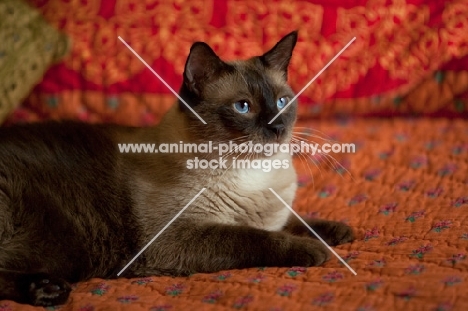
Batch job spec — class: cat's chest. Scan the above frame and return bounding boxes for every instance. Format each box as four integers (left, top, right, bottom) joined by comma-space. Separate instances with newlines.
234, 163, 296, 198
215, 153, 298, 231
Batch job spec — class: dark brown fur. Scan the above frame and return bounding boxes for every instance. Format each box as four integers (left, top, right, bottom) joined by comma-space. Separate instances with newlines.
0, 31, 354, 306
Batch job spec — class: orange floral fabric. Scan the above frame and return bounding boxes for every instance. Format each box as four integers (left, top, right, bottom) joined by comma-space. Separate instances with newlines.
2, 118, 467, 310
5, 0, 468, 125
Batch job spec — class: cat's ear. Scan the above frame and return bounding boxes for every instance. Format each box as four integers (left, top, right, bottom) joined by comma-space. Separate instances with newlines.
183, 42, 228, 95
261, 31, 298, 77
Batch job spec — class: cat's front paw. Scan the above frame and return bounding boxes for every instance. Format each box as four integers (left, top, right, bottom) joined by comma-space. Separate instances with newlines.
310, 220, 355, 246
287, 237, 330, 267
23, 273, 71, 306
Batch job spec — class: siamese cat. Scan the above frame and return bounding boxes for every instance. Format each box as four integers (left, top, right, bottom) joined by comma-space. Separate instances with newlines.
0, 31, 354, 306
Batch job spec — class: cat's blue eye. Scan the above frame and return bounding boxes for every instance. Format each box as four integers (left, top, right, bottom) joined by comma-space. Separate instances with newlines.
277, 97, 288, 110
234, 101, 250, 114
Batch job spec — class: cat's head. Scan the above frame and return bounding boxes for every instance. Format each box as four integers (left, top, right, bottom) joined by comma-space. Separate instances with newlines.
178, 31, 298, 153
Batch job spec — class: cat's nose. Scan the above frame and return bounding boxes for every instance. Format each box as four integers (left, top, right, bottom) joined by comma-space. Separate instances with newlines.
269, 124, 285, 139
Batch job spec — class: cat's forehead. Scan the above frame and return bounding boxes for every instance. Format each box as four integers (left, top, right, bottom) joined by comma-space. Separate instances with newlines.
204, 57, 288, 100
229, 58, 285, 85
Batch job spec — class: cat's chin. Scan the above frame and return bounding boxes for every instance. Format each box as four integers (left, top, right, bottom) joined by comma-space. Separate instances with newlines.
252, 135, 292, 145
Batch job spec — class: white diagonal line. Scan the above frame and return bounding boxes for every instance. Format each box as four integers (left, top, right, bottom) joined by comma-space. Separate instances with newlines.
269, 188, 357, 275
117, 188, 206, 276
268, 37, 356, 124
118, 36, 207, 125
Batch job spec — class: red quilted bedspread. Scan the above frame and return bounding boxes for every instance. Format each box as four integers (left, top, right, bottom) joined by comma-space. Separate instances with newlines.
5, 0, 468, 125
